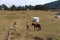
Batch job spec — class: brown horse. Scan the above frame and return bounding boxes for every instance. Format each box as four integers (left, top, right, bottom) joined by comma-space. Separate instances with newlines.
32, 23, 41, 30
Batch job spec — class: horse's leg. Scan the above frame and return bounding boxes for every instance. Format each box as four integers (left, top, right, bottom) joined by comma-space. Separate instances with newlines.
40, 26, 41, 30
34, 27, 35, 30
36, 27, 38, 30
39, 26, 41, 30
34, 27, 37, 31
34, 27, 36, 30
37, 27, 39, 31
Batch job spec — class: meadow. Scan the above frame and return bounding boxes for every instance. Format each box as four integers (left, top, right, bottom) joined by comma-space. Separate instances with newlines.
0, 10, 60, 40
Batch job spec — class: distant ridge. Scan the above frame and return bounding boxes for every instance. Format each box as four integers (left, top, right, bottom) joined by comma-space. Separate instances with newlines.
44, 0, 60, 9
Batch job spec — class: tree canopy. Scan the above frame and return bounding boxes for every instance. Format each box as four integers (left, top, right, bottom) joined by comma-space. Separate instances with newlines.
0, 4, 50, 11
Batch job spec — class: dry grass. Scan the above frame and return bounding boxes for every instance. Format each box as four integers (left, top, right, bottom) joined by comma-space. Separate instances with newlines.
0, 10, 60, 40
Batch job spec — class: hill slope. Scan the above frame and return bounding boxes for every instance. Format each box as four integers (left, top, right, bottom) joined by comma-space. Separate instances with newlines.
45, 0, 60, 9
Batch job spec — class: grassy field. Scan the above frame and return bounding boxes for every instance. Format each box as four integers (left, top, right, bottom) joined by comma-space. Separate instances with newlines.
0, 10, 60, 40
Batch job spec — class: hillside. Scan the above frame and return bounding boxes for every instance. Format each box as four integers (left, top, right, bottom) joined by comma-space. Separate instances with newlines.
45, 0, 60, 9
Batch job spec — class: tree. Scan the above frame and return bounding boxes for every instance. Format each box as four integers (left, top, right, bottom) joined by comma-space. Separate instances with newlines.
16, 6, 24, 10
34, 5, 50, 10
24, 5, 29, 10
24, 5, 33, 10
34, 5, 43, 10
28, 5, 34, 10
2, 4, 9, 10
10, 5, 16, 11
0, 5, 2, 10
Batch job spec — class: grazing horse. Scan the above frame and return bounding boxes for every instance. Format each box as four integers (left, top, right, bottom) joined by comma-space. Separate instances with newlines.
32, 23, 41, 30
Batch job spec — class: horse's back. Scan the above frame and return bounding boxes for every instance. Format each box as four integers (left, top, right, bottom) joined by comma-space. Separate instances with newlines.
37, 24, 41, 27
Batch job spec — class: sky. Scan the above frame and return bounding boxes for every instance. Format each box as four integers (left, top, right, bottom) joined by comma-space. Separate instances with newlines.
0, 0, 57, 7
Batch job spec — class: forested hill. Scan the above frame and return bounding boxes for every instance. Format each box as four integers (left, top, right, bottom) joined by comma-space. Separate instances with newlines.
44, 0, 60, 9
